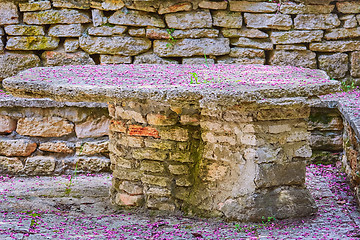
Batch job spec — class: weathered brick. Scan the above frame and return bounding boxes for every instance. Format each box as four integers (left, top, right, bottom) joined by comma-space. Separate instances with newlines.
169, 151, 191, 163
280, 2, 334, 14
147, 113, 178, 126
324, 27, 360, 40
201, 162, 228, 182
165, 10, 212, 29
75, 156, 110, 172
48, 24, 83, 37
337, 2, 360, 14
132, 148, 168, 161
180, 115, 200, 125
76, 140, 108, 155
294, 14, 340, 30
113, 168, 142, 181
202, 132, 237, 145
91, 0, 125, 10
4, 25, 45, 36
169, 164, 189, 175
222, 28, 268, 38
117, 135, 144, 148
19, 1, 52, 12
159, 127, 188, 141
0, 2, 19, 25
23, 10, 91, 24
17, 117, 73, 137
140, 160, 165, 173
141, 175, 171, 187
351, 51, 360, 77
230, 1, 278, 13
88, 26, 127, 36
64, 38, 79, 52
244, 13, 292, 30
128, 125, 159, 138
109, 9, 165, 27
110, 120, 126, 133
199, 0, 227, 10
212, 11, 243, 28
0, 156, 23, 174
146, 186, 171, 197
268, 124, 291, 134
75, 117, 109, 138
24, 156, 56, 175
310, 40, 360, 52
270, 30, 323, 44
144, 139, 175, 150
158, 2, 192, 14
116, 193, 144, 206
39, 142, 74, 153
269, 50, 317, 69
0, 115, 16, 134
231, 37, 273, 50
318, 53, 349, 79
6, 36, 59, 51
115, 106, 146, 123
119, 181, 143, 195
175, 176, 193, 186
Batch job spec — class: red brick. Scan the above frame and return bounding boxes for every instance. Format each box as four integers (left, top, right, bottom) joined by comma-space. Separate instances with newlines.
128, 125, 160, 138
110, 120, 126, 133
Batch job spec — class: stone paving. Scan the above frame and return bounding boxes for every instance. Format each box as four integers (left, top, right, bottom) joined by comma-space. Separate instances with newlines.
0, 164, 359, 239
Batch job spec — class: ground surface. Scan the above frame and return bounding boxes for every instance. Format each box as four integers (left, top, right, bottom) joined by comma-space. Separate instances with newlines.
0, 164, 359, 239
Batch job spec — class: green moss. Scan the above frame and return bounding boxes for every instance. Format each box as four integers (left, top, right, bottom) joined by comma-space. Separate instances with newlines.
310, 150, 341, 165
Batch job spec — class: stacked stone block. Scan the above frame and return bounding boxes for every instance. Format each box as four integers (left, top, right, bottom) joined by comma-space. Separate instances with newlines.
0, 0, 360, 82
108, 99, 316, 221
0, 98, 111, 175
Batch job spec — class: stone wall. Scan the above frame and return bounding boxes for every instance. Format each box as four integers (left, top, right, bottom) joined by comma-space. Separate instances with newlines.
0, 0, 360, 83
0, 96, 111, 175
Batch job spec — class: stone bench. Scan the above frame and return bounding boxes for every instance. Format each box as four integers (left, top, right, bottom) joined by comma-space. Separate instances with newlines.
3, 64, 341, 221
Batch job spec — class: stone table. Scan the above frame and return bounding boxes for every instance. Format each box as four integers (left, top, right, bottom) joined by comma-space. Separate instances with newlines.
3, 64, 341, 221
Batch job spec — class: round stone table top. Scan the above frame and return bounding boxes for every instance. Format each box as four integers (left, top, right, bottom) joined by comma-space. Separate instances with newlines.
3, 64, 341, 105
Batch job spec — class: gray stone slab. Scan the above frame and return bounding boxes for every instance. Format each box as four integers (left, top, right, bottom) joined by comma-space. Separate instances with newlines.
3, 65, 341, 107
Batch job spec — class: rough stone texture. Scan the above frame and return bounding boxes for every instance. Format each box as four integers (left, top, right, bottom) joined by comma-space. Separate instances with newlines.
217, 56, 265, 65
23, 10, 91, 24
24, 156, 56, 175
229, 47, 265, 59
199, 0, 227, 10
0, 2, 19, 25
4, 25, 45, 36
269, 50, 317, 69
75, 116, 110, 138
158, 2, 192, 15
231, 37, 273, 50
91, 0, 125, 10
154, 38, 230, 57
182, 57, 214, 65
276, 44, 307, 50
133, 51, 178, 64
318, 53, 349, 79
0, 156, 23, 174
0, 52, 40, 80
146, 28, 170, 40
294, 14, 340, 30
76, 140, 108, 155
76, 156, 110, 172
128, 28, 145, 37
48, 24, 83, 37
212, 11, 243, 28
244, 13, 293, 30
337, 1, 360, 14
39, 142, 74, 153
165, 10, 212, 29
100, 55, 132, 64
0, 115, 17, 134
41, 50, 95, 67
19, 1, 52, 12
88, 26, 127, 36
280, 2, 334, 14
53, 0, 90, 9
6, 36, 59, 51
108, 10, 165, 28
230, 1, 278, 13
340, 15, 358, 29
17, 117, 74, 137
351, 51, 360, 78
221, 28, 268, 38
310, 41, 360, 52
64, 39, 79, 53
324, 27, 360, 40
270, 30, 323, 44
0, 140, 37, 157
171, 29, 219, 39
310, 133, 343, 151
91, 9, 106, 27
79, 36, 151, 55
